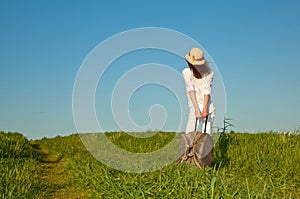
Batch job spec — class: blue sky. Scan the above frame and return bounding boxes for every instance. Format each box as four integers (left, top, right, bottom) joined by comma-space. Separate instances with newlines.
0, 0, 299, 139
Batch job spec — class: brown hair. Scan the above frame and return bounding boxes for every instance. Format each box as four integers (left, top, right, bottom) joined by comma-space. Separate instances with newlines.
187, 61, 212, 79
187, 61, 202, 79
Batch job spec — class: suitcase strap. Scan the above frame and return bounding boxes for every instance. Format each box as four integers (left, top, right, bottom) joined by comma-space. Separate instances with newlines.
195, 116, 208, 133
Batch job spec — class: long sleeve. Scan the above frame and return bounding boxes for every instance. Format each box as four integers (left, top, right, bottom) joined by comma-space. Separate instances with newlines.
182, 68, 195, 93
203, 72, 214, 95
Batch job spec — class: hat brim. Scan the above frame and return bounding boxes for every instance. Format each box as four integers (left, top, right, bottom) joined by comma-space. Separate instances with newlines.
185, 54, 206, 65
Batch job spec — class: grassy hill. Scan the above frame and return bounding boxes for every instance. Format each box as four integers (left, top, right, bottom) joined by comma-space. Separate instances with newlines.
1, 131, 299, 198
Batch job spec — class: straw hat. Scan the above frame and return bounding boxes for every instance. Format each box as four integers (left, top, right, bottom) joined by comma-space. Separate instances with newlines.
185, 48, 206, 65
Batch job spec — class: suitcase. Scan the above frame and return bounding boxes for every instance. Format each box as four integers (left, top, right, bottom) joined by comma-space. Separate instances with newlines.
177, 116, 214, 168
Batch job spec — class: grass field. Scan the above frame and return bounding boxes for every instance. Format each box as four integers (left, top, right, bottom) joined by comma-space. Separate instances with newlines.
1, 130, 299, 198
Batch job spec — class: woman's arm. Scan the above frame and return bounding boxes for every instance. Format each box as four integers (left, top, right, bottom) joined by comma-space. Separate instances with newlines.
201, 94, 210, 118
188, 91, 201, 118
201, 72, 213, 118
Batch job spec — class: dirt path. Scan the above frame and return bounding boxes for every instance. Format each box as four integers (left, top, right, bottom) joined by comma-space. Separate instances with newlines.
32, 143, 86, 199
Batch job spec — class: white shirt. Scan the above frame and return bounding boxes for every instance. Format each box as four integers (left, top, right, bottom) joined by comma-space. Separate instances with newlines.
182, 68, 215, 112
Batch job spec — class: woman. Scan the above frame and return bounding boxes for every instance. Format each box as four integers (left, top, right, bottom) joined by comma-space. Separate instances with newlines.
182, 48, 216, 134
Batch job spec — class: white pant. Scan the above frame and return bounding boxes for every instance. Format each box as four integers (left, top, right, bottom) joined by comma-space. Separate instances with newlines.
185, 103, 216, 135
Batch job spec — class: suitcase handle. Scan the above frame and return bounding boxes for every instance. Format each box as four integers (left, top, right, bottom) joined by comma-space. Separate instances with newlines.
195, 116, 208, 133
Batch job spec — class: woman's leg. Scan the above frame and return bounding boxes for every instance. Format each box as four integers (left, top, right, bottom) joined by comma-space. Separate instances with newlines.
185, 103, 216, 134
202, 108, 216, 135
185, 106, 197, 134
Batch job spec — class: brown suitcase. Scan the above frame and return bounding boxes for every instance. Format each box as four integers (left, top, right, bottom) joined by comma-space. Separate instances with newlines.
177, 116, 214, 168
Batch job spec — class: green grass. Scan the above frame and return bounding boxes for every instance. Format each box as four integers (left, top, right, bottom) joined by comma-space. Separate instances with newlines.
1, 131, 300, 198
0, 132, 44, 199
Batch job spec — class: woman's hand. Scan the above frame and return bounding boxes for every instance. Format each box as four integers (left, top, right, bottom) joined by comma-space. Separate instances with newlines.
201, 111, 208, 118
195, 109, 201, 118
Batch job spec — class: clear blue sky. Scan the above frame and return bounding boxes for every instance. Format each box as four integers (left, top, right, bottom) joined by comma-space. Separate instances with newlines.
1, 0, 299, 139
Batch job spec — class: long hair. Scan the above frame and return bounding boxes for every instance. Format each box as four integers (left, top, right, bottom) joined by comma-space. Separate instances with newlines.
187, 61, 211, 79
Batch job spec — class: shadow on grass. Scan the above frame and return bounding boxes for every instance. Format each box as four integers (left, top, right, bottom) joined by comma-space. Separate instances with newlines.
213, 132, 231, 169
